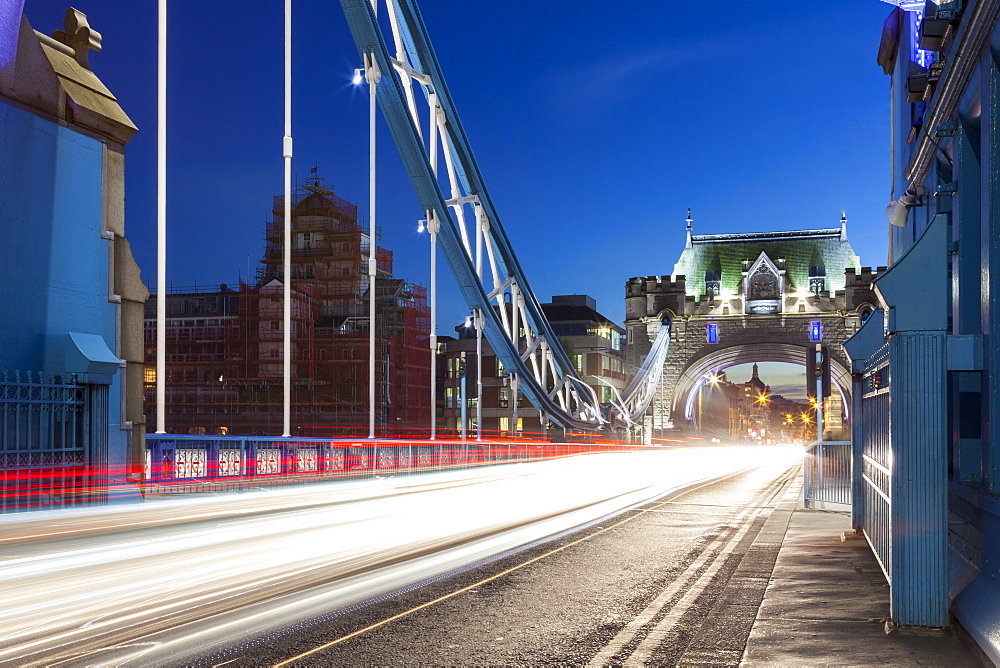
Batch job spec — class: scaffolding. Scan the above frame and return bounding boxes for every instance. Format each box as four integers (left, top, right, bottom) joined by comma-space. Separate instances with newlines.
143, 176, 430, 437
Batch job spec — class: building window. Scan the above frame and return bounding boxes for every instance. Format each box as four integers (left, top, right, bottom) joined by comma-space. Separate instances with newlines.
445, 387, 455, 409
499, 416, 509, 433
496, 358, 507, 377
705, 269, 722, 298
572, 354, 584, 374
499, 387, 509, 408
809, 264, 826, 295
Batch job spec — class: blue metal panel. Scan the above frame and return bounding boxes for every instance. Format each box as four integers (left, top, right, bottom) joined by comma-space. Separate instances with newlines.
873, 213, 949, 334
889, 332, 949, 626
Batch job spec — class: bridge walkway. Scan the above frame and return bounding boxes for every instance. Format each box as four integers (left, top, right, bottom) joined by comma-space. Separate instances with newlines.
740, 499, 980, 666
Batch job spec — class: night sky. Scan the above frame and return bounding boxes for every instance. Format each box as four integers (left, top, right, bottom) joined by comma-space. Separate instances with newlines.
23, 1, 895, 395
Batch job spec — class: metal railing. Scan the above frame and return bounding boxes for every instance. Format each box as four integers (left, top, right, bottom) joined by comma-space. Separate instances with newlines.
803, 440, 852, 507
1, 371, 106, 512
144, 434, 648, 496
860, 343, 891, 580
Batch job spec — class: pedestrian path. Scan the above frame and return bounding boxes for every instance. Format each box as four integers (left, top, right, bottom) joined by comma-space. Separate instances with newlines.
741, 508, 982, 666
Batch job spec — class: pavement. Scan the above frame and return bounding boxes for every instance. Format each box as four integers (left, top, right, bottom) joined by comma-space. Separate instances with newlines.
740, 497, 985, 666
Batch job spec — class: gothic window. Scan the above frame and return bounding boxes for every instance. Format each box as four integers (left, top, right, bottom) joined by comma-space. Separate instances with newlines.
809, 265, 826, 295
705, 270, 722, 297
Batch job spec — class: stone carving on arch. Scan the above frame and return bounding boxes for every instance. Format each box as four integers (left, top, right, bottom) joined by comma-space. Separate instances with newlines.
744, 252, 782, 314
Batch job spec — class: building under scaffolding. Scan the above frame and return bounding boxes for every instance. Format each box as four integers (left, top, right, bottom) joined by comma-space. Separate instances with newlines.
143, 176, 431, 436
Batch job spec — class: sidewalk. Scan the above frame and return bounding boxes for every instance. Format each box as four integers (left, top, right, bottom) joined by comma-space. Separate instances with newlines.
741, 508, 983, 666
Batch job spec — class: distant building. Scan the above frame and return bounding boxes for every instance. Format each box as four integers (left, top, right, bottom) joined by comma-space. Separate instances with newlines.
439, 295, 626, 438
626, 217, 873, 440
1, 8, 146, 507
688, 365, 811, 443
144, 176, 430, 436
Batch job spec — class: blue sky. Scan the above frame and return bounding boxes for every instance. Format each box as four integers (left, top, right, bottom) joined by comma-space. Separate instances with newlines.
25, 1, 894, 364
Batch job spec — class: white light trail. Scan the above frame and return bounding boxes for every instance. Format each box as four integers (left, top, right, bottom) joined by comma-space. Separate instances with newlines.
0, 447, 801, 665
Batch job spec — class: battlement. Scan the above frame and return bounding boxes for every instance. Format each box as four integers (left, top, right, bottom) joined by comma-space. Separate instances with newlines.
844, 266, 885, 287
625, 275, 687, 297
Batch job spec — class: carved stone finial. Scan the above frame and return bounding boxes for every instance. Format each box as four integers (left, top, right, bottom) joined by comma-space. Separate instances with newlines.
52, 8, 102, 70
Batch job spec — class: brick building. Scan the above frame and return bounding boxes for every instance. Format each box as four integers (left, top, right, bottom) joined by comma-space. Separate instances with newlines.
440, 295, 626, 438
144, 176, 430, 436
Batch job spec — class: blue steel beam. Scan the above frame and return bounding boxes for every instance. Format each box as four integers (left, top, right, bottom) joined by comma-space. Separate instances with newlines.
339, 0, 602, 430
339, 0, 674, 433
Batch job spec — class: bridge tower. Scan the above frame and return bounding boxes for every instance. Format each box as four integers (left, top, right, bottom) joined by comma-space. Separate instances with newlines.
625, 215, 881, 440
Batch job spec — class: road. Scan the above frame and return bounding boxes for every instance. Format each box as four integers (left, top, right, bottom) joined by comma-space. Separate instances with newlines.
0, 445, 799, 666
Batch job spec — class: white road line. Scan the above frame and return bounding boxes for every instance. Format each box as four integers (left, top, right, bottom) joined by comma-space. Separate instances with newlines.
587, 469, 794, 667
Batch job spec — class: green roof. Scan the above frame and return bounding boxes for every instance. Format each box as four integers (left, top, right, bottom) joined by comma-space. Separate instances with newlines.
672, 226, 861, 299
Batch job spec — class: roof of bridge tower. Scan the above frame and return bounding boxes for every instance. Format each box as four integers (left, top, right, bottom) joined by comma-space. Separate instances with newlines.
671, 226, 861, 300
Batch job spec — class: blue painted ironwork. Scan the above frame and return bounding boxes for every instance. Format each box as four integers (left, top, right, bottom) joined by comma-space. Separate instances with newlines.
860, 344, 891, 578
144, 434, 642, 496
337, 0, 669, 431
0, 371, 107, 511
846, 212, 951, 628
803, 440, 851, 507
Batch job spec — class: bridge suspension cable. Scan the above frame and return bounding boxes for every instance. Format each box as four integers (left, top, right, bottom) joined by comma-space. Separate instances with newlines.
339, 0, 670, 432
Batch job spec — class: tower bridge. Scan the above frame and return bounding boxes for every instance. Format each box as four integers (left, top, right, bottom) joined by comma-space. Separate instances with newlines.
625, 217, 882, 439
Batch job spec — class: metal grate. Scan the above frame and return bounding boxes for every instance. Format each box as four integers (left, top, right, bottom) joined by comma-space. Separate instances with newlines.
1, 372, 97, 511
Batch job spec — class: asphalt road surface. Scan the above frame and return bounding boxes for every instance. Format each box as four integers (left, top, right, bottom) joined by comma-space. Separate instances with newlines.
207, 455, 798, 666
0, 446, 798, 666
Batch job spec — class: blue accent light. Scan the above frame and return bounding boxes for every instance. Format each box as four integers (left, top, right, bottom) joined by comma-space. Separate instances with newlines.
909, 8, 934, 68
810, 321, 822, 342
707, 323, 719, 344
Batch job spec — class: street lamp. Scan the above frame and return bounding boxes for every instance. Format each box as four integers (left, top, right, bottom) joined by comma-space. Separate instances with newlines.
418, 214, 439, 440
356, 53, 381, 440
281, 0, 293, 438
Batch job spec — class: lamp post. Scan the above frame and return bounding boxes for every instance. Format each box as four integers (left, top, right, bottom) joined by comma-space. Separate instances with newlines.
459, 354, 467, 441
475, 309, 483, 441
155, 0, 166, 434
419, 214, 439, 440
281, 0, 292, 438
355, 53, 381, 440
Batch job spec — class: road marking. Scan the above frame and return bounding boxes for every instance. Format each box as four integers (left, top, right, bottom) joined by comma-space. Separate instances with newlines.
587, 466, 797, 667
270, 470, 758, 667
270, 513, 639, 666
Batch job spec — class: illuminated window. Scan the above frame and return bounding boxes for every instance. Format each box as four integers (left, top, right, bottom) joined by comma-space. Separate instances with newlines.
499, 417, 509, 432
144, 367, 156, 384
572, 354, 584, 374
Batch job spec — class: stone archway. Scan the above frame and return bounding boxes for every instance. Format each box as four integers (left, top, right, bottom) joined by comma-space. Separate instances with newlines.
669, 342, 851, 427
624, 223, 883, 442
